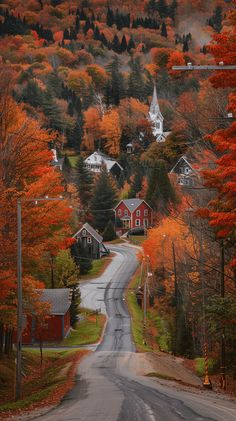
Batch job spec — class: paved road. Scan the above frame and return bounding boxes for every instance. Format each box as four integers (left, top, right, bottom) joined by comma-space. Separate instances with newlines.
36, 244, 236, 421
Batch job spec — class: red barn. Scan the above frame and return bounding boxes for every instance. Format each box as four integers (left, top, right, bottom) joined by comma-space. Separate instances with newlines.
114, 199, 153, 233
21, 289, 72, 344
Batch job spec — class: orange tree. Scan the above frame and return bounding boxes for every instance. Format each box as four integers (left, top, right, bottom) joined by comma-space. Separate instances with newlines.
0, 68, 73, 347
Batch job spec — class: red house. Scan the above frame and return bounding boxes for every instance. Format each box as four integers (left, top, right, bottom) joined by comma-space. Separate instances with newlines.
21, 289, 71, 344
114, 199, 153, 233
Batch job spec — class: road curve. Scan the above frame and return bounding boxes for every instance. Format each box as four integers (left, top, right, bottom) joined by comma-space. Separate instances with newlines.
36, 244, 236, 421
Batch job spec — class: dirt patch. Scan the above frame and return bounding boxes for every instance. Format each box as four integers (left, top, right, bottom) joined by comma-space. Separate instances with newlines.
132, 352, 202, 388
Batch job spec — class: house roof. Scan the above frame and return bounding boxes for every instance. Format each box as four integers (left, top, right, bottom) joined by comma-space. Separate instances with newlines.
170, 155, 195, 174
39, 289, 71, 315
115, 199, 152, 213
85, 151, 123, 172
73, 222, 103, 243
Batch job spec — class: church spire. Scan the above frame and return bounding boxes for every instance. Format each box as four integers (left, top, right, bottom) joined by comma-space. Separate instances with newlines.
150, 85, 160, 115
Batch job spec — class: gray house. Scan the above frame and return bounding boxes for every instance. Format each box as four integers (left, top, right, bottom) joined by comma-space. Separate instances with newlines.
73, 223, 108, 259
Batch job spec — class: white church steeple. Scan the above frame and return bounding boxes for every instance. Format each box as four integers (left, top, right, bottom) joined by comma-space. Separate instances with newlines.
148, 85, 164, 142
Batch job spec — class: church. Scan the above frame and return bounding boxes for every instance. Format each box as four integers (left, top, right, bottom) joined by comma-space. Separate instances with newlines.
148, 86, 171, 142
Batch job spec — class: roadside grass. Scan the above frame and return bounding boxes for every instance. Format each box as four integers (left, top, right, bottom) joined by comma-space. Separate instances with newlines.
128, 236, 146, 246
80, 255, 112, 281
125, 267, 152, 352
0, 349, 87, 414
106, 238, 126, 244
61, 311, 106, 346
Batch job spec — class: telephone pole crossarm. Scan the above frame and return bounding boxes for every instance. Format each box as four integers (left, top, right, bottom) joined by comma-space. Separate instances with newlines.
172, 65, 236, 71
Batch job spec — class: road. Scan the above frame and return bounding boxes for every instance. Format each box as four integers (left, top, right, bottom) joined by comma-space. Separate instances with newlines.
36, 244, 236, 421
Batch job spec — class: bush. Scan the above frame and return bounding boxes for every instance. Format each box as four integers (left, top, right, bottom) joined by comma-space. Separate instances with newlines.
194, 357, 217, 376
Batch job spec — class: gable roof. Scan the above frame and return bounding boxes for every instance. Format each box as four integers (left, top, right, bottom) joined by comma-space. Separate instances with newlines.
170, 155, 196, 174
39, 289, 71, 315
73, 222, 103, 243
115, 199, 152, 213
85, 151, 123, 171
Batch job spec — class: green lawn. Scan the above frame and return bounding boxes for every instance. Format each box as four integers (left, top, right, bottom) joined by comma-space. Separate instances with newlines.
68, 155, 79, 168
61, 311, 106, 346
80, 256, 111, 281
128, 236, 146, 246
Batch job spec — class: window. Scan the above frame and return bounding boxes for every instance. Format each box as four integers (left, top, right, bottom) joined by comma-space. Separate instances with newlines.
184, 166, 190, 174
144, 209, 148, 216
124, 210, 128, 217
136, 210, 140, 216
87, 236, 92, 244
82, 229, 87, 237
118, 209, 122, 216
156, 121, 160, 129
135, 219, 140, 227
144, 219, 148, 227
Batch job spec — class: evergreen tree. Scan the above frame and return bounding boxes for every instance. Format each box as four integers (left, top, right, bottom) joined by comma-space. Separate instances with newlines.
103, 220, 117, 241
145, 160, 175, 211
75, 16, 80, 32
67, 101, 74, 116
157, 0, 169, 18
161, 21, 168, 37
120, 35, 128, 52
71, 241, 93, 275
128, 56, 146, 101
128, 171, 143, 198
111, 34, 120, 53
183, 39, 189, 52
41, 90, 64, 131
106, 7, 115, 26
127, 36, 135, 52
22, 80, 42, 108
75, 156, 94, 208
169, 0, 178, 20
146, 0, 158, 13
106, 56, 125, 105
47, 71, 62, 97
91, 168, 117, 231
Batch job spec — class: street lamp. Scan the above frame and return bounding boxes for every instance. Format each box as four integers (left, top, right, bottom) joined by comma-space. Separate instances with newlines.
15, 196, 64, 401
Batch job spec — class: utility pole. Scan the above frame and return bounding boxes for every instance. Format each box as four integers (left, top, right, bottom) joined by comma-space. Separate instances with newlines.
172, 241, 178, 355
220, 240, 226, 389
199, 230, 212, 389
16, 200, 23, 401
143, 257, 148, 345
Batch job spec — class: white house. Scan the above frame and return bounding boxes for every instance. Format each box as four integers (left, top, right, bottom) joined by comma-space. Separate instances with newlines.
84, 151, 123, 178
170, 155, 199, 186
148, 86, 171, 142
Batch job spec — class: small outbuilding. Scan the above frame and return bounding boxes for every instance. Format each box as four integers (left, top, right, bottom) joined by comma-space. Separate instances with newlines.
73, 222, 107, 259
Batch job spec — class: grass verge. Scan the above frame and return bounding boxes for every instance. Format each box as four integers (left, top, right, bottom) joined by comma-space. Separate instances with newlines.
61, 310, 106, 346
125, 266, 152, 352
80, 255, 112, 282
0, 349, 88, 416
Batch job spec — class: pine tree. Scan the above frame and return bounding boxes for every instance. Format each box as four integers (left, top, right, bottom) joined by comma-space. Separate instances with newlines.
70, 241, 92, 275
75, 156, 94, 208
67, 101, 74, 116
106, 56, 125, 105
169, 0, 178, 20
128, 171, 143, 198
107, 7, 115, 27
161, 21, 168, 37
128, 56, 146, 101
91, 168, 117, 231
145, 160, 175, 211
120, 35, 128, 52
103, 220, 117, 241
146, 0, 157, 13
112, 34, 120, 53
183, 39, 189, 52
127, 37, 135, 52
157, 0, 169, 18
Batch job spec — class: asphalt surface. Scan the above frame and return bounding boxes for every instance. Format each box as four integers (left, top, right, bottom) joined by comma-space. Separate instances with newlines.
36, 244, 236, 421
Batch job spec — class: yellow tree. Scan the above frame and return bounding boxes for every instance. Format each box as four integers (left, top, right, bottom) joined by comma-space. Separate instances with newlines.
100, 109, 121, 156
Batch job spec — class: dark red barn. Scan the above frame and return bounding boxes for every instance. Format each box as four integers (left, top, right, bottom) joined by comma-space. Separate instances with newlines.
22, 289, 72, 344
114, 199, 153, 233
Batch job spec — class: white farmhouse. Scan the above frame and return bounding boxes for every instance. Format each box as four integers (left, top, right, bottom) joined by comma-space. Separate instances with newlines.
84, 151, 123, 178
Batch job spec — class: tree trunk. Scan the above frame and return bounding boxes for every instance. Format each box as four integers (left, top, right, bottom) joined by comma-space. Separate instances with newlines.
0, 324, 4, 356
